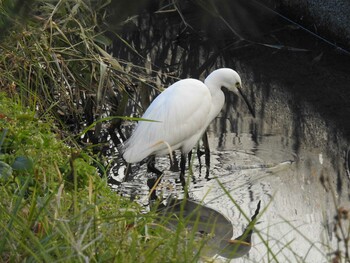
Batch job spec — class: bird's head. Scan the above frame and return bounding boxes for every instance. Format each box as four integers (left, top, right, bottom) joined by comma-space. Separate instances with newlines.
205, 68, 241, 94
222, 69, 242, 95
205, 68, 254, 117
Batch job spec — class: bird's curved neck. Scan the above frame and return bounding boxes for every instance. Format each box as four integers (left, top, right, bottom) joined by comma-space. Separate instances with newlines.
204, 80, 225, 125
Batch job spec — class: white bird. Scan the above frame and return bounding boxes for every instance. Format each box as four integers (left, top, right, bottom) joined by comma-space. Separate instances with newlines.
122, 68, 252, 193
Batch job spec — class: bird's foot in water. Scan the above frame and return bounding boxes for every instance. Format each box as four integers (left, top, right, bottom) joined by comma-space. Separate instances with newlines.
147, 164, 163, 177
169, 163, 180, 172
197, 149, 205, 157
146, 157, 164, 201
147, 177, 160, 201
169, 154, 180, 172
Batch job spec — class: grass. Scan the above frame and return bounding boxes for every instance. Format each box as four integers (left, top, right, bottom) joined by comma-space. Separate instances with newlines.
0, 1, 203, 261
0, 93, 206, 262
0, 0, 152, 153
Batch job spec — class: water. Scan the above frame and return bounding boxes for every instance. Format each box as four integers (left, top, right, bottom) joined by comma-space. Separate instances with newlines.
109, 2, 350, 262
114, 119, 346, 262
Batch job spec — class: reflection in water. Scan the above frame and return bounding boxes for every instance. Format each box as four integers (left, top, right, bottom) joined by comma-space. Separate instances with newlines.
110, 1, 350, 262
155, 197, 261, 259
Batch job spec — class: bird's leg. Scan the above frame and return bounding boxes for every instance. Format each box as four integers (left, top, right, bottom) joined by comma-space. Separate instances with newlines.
202, 131, 210, 167
179, 154, 186, 188
196, 147, 203, 160
179, 154, 190, 197
124, 163, 132, 182
195, 147, 204, 177
147, 156, 163, 201
169, 151, 179, 172
196, 148, 205, 157
147, 156, 163, 175
202, 132, 211, 179
147, 178, 160, 201
187, 151, 197, 183
187, 150, 192, 166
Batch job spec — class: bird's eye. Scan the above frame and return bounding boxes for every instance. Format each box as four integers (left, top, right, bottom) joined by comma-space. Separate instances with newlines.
235, 82, 240, 88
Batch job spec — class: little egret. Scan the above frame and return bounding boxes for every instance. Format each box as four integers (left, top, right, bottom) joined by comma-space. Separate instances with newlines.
122, 68, 253, 195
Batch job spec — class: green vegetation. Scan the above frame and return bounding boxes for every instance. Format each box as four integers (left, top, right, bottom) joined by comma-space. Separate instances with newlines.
0, 1, 207, 261
0, 94, 206, 262
0, 0, 147, 152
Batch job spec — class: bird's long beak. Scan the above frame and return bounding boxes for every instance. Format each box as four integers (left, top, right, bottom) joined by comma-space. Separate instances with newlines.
237, 87, 255, 118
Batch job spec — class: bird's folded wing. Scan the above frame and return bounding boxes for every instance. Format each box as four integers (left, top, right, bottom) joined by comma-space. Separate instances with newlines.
123, 79, 211, 162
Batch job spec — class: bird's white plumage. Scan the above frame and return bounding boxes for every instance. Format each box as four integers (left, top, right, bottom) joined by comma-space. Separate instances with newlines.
123, 68, 242, 163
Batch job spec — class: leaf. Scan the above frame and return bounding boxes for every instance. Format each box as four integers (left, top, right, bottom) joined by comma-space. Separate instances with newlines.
0, 161, 13, 180
12, 156, 33, 171
94, 34, 112, 47
96, 45, 123, 71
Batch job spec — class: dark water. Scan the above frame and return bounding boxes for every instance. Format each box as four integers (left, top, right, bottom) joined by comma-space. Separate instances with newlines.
110, 2, 350, 261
